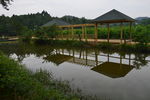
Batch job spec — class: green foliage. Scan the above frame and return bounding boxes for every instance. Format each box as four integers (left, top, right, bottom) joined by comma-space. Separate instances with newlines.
44, 25, 60, 38
61, 16, 90, 24
0, 51, 83, 100
133, 25, 150, 44
34, 25, 60, 41
97, 43, 150, 53
137, 18, 150, 25
20, 27, 33, 42
0, 11, 52, 37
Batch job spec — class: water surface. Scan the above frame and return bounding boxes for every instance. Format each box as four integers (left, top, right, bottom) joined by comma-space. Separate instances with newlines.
0, 43, 150, 100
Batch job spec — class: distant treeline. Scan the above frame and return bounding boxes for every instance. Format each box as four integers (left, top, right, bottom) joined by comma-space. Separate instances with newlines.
0, 11, 89, 36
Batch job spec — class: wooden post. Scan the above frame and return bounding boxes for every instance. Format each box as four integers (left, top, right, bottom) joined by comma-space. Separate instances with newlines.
62, 49, 64, 54
124, 28, 126, 44
56, 49, 58, 54
71, 27, 74, 40
79, 50, 82, 59
129, 22, 132, 43
107, 24, 110, 43
70, 27, 72, 40
107, 53, 110, 62
95, 50, 98, 66
83, 51, 84, 59
85, 25, 87, 42
129, 54, 131, 66
73, 49, 75, 62
86, 49, 88, 65
61, 27, 64, 40
69, 50, 71, 56
82, 25, 84, 41
67, 27, 69, 40
120, 55, 122, 64
120, 22, 123, 44
94, 23, 98, 44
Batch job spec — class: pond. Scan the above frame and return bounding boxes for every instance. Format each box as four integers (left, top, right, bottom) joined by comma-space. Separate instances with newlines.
0, 43, 150, 100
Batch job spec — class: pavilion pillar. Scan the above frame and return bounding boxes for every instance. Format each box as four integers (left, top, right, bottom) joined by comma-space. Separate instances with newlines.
120, 55, 122, 64
123, 27, 126, 44
85, 25, 87, 42
79, 50, 82, 59
86, 49, 88, 65
107, 23, 110, 43
82, 25, 84, 41
120, 22, 123, 44
71, 26, 74, 40
94, 23, 98, 44
62, 49, 64, 54
107, 53, 110, 62
67, 27, 70, 40
129, 22, 132, 43
70, 27, 72, 40
73, 49, 75, 62
129, 54, 131, 66
61, 27, 64, 40
95, 50, 98, 66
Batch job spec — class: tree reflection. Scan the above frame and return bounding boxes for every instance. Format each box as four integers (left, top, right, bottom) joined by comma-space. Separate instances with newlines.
0, 43, 149, 69
133, 54, 149, 69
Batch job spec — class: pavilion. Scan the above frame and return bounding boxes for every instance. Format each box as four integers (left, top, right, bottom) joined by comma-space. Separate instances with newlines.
45, 9, 135, 44
93, 9, 135, 43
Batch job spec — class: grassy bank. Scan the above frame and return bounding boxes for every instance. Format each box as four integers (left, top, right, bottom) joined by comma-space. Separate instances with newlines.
33, 39, 150, 53
0, 51, 91, 100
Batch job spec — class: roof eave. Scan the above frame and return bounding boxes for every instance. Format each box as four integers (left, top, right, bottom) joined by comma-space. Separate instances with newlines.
92, 19, 135, 24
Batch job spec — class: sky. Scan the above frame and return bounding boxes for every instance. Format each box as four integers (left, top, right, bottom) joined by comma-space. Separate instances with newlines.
0, 0, 150, 19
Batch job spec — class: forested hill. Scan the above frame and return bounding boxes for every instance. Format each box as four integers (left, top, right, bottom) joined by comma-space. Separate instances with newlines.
0, 11, 90, 30
135, 17, 150, 25
0, 11, 91, 36
61, 15, 90, 24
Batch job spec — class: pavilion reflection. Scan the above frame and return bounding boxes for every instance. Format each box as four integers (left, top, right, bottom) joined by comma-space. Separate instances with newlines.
43, 54, 73, 66
91, 62, 134, 78
43, 48, 149, 78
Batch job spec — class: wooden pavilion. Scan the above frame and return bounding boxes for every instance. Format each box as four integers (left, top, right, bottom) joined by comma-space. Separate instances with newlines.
45, 9, 135, 44
59, 9, 135, 44
93, 9, 135, 44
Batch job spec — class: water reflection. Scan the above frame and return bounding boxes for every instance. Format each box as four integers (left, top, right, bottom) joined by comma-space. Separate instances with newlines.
0, 43, 150, 100
0, 43, 149, 71
92, 62, 134, 78
43, 48, 136, 78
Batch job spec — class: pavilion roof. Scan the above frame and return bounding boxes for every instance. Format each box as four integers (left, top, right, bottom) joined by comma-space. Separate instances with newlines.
43, 54, 73, 66
91, 62, 134, 78
93, 9, 135, 23
42, 19, 70, 27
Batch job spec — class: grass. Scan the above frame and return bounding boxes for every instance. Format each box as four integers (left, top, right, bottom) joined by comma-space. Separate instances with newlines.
1, 51, 97, 100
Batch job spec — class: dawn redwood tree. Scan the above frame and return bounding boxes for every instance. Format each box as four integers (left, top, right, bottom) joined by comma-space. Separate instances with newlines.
0, 0, 13, 10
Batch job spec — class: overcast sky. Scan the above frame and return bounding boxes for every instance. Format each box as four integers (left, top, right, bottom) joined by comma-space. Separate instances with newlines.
0, 0, 150, 19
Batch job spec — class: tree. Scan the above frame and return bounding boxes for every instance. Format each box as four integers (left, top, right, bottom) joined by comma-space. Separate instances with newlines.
0, 0, 13, 10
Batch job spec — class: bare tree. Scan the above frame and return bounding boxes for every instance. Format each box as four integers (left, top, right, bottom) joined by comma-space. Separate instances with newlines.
0, 0, 13, 10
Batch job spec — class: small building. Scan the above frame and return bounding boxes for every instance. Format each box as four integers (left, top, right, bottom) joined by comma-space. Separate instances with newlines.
42, 19, 70, 27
